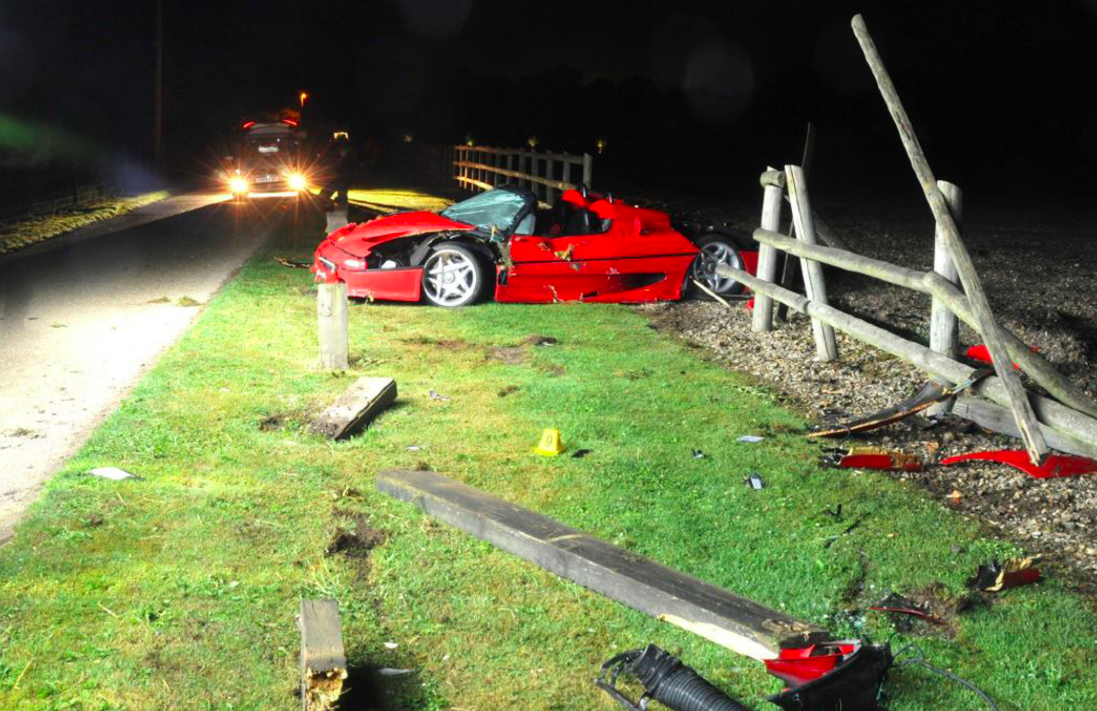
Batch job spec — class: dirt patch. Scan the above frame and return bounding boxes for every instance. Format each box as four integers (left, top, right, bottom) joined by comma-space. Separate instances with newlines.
257, 410, 309, 432
498, 385, 520, 397
538, 363, 566, 377
633, 196, 1097, 590
327, 514, 387, 565
488, 346, 527, 365
176, 296, 201, 307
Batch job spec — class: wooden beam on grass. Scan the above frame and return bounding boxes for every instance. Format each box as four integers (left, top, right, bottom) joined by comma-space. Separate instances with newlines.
786, 165, 838, 361
299, 600, 347, 711
310, 377, 397, 439
719, 265, 1097, 453
376, 469, 828, 661
852, 13, 1047, 464
746, 229, 1097, 418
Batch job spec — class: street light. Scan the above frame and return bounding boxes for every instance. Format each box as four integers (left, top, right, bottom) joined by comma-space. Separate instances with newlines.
299, 91, 308, 108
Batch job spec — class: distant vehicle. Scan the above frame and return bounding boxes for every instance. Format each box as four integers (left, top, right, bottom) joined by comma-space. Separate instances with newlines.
311, 185, 757, 307
227, 120, 310, 200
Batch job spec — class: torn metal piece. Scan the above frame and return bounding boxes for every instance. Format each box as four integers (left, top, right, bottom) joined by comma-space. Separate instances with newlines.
746, 472, 765, 490
968, 557, 1042, 592
822, 446, 923, 472
940, 450, 1097, 479
809, 370, 991, 439
427, 390, 451, 401
571, 448, 592, 459
738, 435, 765, 443
691, 449, 707, 459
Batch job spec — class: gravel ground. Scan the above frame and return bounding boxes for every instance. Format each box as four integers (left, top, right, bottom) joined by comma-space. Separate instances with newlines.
636, 193, 1097, 591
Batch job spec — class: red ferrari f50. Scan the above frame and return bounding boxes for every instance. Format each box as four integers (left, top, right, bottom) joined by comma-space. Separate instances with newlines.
312, 186, 757, 306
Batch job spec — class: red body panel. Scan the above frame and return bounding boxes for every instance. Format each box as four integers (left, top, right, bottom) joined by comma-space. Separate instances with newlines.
310, 191, 759, 305
941, 450, 1097, 479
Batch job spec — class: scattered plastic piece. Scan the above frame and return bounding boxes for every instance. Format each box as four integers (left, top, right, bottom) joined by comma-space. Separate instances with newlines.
87, 467, 143, 481
964, 344, 1029, 370
746, 472, 765, 490
406, 445, 422, 451
744, 297, 755, 311
822, 446, 923, 472
766, 640, 893, 711
947, 490, 963, 506
941, 450, 1097, 479
383, 641, 398, 650
377, 668, 415, 677
738, 435, 765, 444
691, 448, 707, 459
428, 389, 451, 401
968, 557, 1042, 592
571, 449, 592, 459
534, 428, 565, 456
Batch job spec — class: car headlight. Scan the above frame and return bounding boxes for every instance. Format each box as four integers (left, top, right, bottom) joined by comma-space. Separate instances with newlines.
230, 177, 248, 194
288, 173, 307, 191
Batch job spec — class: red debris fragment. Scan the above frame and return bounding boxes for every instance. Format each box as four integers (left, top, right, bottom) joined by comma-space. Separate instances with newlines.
941, 450, 1097, 479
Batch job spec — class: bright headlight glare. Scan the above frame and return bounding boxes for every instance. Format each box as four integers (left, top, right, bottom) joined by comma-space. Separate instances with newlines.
288, 173, 307, 191
230, 177, 248, 193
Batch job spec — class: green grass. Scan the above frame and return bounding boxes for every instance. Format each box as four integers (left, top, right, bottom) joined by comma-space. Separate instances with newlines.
0, 190, 170, 254
1, 189, 1095, 710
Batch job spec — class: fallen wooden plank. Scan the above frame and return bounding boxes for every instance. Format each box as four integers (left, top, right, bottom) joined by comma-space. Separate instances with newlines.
310, 377, 397, 439
376, 469, 828, 661
299, 599, 347, 711
852, 13, 1048, 464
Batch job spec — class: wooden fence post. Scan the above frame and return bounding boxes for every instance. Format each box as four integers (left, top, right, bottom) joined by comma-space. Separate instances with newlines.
786, 165, 838, 361
318, 282, 349, 371
508, 152, 516, 186
562, 158, 572, 198
752, 168, 784, 332
928, 180, 963, 416
582, 153, 593, 189
530, 156, 540, 200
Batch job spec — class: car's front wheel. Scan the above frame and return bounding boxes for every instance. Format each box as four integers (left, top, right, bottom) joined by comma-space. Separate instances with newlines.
421, 243, 485, 307
688, 233, 745, 298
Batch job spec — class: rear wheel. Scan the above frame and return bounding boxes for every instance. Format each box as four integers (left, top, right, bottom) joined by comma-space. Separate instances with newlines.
421, 243, 485, 307
688, 234, 745, 298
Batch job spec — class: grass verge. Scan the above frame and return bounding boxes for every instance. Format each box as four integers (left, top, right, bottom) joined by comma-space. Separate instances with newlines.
0, 190, 170, 254
0, 187, 1094, 710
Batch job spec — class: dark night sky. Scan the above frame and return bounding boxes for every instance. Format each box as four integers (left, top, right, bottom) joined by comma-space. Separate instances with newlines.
3, 0, 1097, 195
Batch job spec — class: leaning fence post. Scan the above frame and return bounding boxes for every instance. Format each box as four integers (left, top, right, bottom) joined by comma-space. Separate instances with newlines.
928, 180, 963, 416
786, 165, 838, 361
582, 153, 593, 189
752, 168, 784, 332
531, 156, 541, 200
318, 282, 349, 371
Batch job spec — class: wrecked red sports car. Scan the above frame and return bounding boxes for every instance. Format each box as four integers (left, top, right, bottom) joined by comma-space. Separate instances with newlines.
312, 185, 757, 307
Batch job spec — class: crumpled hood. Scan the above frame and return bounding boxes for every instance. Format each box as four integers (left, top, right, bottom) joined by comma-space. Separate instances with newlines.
327, 211, 473, 256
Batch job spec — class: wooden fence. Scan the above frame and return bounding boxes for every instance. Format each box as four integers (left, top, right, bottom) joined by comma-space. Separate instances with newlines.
715, 16, 1097, 461
453, 146, 592, 205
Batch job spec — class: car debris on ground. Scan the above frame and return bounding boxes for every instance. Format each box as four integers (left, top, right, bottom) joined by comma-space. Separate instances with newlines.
87, 467, 143, 481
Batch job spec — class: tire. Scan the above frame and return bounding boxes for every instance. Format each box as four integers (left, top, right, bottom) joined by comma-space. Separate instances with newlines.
421, 243, 486, 307
688, 233, 745, 298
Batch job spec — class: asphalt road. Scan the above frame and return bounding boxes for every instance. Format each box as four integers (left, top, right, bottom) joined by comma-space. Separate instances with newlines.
0, 192, 319, 543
